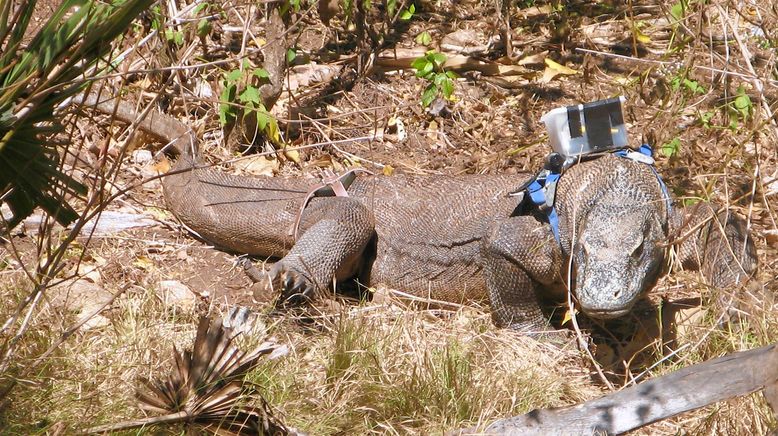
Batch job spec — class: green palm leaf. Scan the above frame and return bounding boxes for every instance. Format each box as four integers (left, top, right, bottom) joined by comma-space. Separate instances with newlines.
0, 0, 155, 229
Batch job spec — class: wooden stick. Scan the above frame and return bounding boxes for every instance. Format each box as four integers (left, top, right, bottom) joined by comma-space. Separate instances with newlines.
455, 343, 778, 435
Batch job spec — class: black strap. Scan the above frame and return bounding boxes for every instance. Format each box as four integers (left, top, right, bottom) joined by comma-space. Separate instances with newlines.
567, 105, 582, 138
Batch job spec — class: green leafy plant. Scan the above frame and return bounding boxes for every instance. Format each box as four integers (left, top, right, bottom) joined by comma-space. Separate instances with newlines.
219, 64, 281, 143
192, 2, 214, 42
0, 0, 155, 229
669, 0, 690, 24
728, 85, 753, 129
148, 5, 185, 45
415, 30, 432, 46
670, 75, 705, 96
164, 28, 185, 45
151, 2, 216, 47
280, 0, 304, 16
400, 3, 416, 20
698, 110, 715, 129
660, 137, 681, 158
667, 0, 693, 50
411, 50, 457, 107
387, 0, 398, 16
286, 48, 297, 64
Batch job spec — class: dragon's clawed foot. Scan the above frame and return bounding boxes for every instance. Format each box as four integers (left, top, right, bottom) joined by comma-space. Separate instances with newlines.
247, 260, 321, 306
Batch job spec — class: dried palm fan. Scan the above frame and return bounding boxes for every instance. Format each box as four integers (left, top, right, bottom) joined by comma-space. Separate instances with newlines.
85, 313, 291, 435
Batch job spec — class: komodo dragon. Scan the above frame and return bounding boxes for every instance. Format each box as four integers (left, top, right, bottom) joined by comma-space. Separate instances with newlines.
79, 94, 757, 332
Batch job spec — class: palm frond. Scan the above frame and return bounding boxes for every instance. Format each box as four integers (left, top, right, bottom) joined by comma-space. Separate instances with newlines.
0, 0, 155, 229
133, 315, 291, 435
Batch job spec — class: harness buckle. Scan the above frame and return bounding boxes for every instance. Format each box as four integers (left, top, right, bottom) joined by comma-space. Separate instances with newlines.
289, 168, 373, 239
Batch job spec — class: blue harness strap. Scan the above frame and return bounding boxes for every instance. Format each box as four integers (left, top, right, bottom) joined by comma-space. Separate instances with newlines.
526, 144, 671, 244
527, 172, 561, 241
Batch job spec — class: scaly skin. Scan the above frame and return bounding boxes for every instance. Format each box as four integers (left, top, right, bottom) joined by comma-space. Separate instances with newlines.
163, 153, 758, 331
76, 93, 758, 331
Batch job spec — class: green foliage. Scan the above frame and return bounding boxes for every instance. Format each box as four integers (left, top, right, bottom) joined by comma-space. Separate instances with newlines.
193, 3, 213, 40
660, 137, 681, 158
387, 0, 398, 16
698, 110, 715, 129
667, 0, 694, 50
0, 0, 155, 229
415, 30, 432, 46
757, 37, 775, 50
400, 3, 416, 20
164, 28, 184, 45
696, 85, 754, 131
218, 65, 280, 143
669, 0, 690, 23
341, 0, 355, 22
670, 76, 705, 95
196, 18, 211, 39
152, 2, 215, 46
286, 48, 297, 64
280, 0, 303, 16
149, 4, 164, 30
411, 50, 457, 107
729, 85, 753, 128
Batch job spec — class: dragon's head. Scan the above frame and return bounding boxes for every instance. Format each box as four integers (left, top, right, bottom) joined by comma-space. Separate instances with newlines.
573, 204, 666, 319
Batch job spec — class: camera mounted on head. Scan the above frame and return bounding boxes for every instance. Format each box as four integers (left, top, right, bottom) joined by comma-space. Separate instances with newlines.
510, 96, 637, 242
541, 96, 630, 173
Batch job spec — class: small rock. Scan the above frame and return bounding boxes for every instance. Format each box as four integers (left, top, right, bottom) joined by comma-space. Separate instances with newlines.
0, 204, 12, 222
77, 312, 111, 330
49, 279, 114, 313
157, 280, 198, 311
132, 149, 153, 164
427, 98, 451, 118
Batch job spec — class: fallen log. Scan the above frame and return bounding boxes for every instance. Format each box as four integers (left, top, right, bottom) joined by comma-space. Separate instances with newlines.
456, 343, 778, 435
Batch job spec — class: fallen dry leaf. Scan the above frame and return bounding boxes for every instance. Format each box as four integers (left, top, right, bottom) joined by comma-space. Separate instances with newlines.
151, 156, 171, 174
233, 155, 279, 177
517, 51, 549, 66
77, 262, 102, 284
540, 58, 579, 83
674, 305, 707, 339
283, 148, 302, 165
132, 256, 154, 271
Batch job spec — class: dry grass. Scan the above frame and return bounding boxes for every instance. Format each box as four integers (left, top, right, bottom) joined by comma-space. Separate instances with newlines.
0, 278, 600, 434
0, 280, 199, 433
2, 278, 776, 434
249, 305, 596, 434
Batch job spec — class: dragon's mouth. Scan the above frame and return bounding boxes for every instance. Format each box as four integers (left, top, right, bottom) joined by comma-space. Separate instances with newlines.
581, 307, 631, 319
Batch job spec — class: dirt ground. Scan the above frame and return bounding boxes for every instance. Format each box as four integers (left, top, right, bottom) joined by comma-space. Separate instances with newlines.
2, 0, 778, 434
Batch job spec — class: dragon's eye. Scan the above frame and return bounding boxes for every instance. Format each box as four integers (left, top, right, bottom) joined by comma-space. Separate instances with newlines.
631, 239, 645, 258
